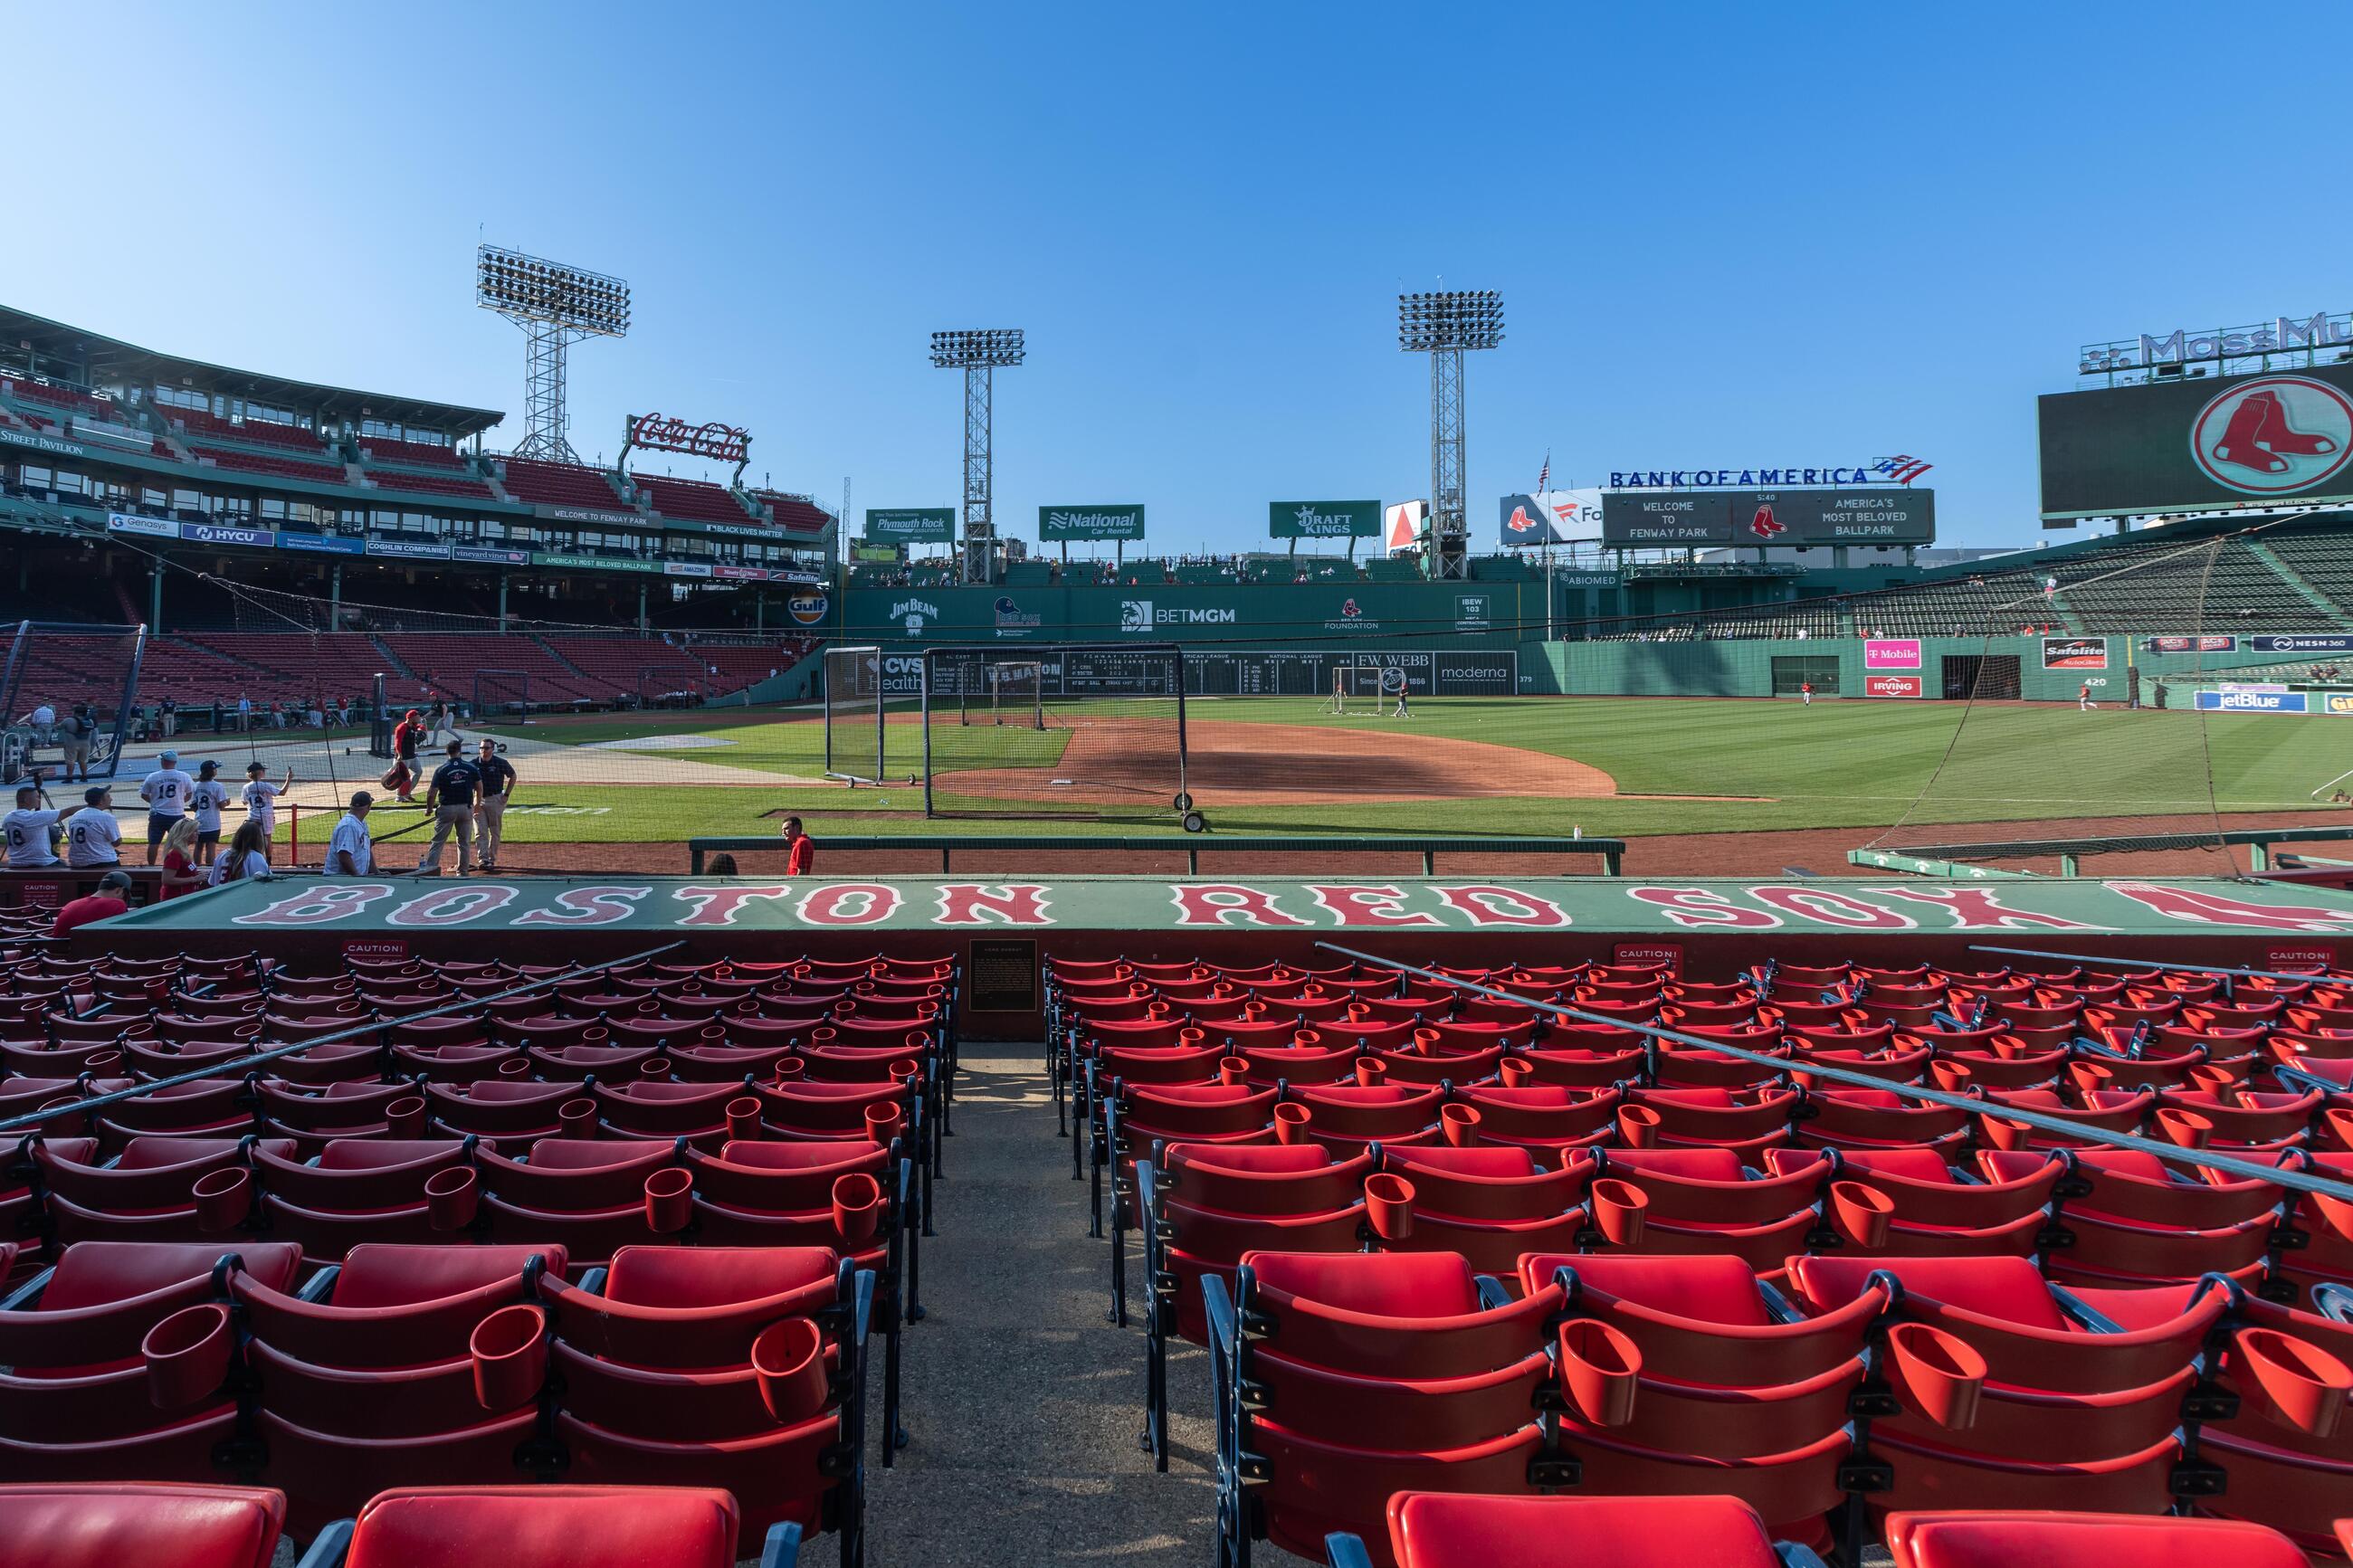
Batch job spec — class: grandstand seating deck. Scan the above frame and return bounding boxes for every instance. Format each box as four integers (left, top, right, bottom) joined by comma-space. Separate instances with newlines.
0, 377, 115, 418
497, 458, 638, 511
187, 445, 346, 484
361, 467, 495, 499
163, 406, 329, 455
354, 436, 466, 470
630, 472, 758, 526
2259, 528, 2353, 615
752, 490, 836, 536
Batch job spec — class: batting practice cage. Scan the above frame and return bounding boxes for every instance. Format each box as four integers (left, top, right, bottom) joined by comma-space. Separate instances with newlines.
922, 643, 1200, 827
0, 621, 145, 783
473, 670, 533, 724
823, 644, 892, 785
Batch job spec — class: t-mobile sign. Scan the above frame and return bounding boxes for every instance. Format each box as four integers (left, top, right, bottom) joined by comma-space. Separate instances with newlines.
1863, 639, 1921, 670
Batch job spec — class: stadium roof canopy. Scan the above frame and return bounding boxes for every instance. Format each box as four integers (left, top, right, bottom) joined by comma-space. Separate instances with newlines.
0, 304, 506, 438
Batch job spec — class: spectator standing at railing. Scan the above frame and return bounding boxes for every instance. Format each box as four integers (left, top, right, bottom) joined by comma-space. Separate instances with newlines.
235, 694, 252, 732
190, 760, 229, 865
138, 751, 195, 867
327, 792, 375, 877
781, 816, 814, 876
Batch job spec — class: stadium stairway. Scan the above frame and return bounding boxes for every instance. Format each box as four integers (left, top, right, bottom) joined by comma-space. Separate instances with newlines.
2246, 539, 2346, 622
865, 1050, 1215, 1566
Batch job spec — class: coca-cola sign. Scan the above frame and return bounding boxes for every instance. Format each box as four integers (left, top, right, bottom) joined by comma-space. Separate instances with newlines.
625, 413, 749, 464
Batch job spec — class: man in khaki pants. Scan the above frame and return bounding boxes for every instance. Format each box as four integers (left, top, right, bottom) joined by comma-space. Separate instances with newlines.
414, 739, 481, 876
472, 736, 517, 873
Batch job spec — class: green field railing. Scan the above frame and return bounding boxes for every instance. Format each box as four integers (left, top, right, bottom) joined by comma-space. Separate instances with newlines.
1848, 822, 2353, 879
688, 833, 1624, 877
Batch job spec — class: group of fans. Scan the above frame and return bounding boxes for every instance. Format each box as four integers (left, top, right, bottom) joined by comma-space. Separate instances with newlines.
1, 716, 520, 891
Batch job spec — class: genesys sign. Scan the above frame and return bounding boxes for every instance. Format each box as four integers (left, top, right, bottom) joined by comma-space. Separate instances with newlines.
105, 511, 180, 539
2195, 689, 2310, 713
168, 874, 2353, 936
2042, 637, 2109, 670
1865, 674, 1924, 698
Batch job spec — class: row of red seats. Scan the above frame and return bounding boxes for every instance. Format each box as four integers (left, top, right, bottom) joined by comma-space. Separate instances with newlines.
354, 436, 466, 469
1193, 1245, 2352, 1566
166, 407, 328, 453
362, 468, 494, 499
188, 444, 345, 483
1320, 1495, 2344, 1568
2, 377, 113, 416
0, 1241, 875, 1559
628, 471, 759, 525
496, 456, 634, 508
0, 1480, 811, 1568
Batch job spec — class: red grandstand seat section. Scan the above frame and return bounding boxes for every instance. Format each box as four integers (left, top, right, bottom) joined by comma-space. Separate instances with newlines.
539, 1247, 872, 1546
1205, 1250, 1557, 1565
0, 1482, 288, 1568
314, 1485, 754, 1568
0, 1241, 303, 1483
232, 1245, 567, 1530
1325, 1491, 1804, 1568
1880, 1509, 2309, 1568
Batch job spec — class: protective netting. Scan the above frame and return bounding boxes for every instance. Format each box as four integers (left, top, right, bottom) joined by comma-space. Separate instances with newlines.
823, 645, 892, 784
0, 622, 144, 784
922, 644, 1190, 822
1862, 523, 2348, 876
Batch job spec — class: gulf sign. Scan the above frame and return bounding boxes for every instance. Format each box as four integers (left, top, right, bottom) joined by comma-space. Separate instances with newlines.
1863, 639, 1920, 670
1865, 674, 1924, 698
786, 591, 830, 626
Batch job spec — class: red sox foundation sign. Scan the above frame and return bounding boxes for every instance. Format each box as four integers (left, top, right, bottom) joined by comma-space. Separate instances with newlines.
97, 876, 2353, 938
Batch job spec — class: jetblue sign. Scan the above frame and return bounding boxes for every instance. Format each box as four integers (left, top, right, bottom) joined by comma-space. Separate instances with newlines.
2194, 689, 2310, 714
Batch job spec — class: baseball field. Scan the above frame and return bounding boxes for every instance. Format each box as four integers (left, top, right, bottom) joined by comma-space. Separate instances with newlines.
334, 694, 2347, 865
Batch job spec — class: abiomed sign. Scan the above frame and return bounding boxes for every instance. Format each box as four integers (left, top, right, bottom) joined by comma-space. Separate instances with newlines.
111, 875, 2353, 939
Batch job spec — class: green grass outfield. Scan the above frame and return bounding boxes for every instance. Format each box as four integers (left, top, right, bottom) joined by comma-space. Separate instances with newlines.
433, 695, 2353, 847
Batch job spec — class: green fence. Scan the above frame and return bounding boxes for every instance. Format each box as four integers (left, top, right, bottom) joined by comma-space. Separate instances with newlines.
688, 833, 1624, 876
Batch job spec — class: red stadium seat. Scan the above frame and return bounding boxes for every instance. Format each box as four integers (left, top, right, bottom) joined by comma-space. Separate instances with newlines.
0, 1482, 288, 1568
1328, 1490, 1803, 1568
1881, 1509, 2306, 1568
313, 1485, 754, 1568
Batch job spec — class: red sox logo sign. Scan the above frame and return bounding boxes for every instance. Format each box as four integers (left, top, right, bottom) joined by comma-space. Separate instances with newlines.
2191, 375, 2353, 495
1340, 599, 1363, 619
1748, 504, 1785, 538
1506, 505, 1541, 535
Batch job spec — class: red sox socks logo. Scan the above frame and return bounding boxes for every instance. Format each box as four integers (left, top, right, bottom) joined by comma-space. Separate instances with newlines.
1748, 504, 1785, 538
1506, 504, 1542, 535
2192, 375, 2353, 494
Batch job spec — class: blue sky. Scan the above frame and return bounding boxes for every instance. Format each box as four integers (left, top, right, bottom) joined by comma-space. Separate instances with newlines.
5, 3, 2348, 552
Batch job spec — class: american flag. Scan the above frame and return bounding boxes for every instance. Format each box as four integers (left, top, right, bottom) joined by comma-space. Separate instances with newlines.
1535, 450, 1550, 497
1872, 454, 1933, 484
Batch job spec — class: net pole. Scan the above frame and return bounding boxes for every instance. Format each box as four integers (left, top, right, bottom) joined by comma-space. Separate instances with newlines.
920, 656, 936, 817
1173, 650, 1189, 805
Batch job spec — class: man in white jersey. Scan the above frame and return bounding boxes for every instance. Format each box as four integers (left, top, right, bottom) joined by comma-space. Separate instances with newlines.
3, 777, 61, 868
327, 791, 375, 876
23, 703, 55, 745
189, 760, 230, 864
242, 761, 293, 840
64, 785, 122, 868
138, 749, 195, 866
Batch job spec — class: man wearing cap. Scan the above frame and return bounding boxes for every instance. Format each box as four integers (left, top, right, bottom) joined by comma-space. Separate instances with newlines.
138, 750, 195, 866
53, 869, 133, 937
392, 708, 425, 801
416, 739, 481, 876
3, 775, 61, 868
65, 784, 122, 868
327, 791, 375, 877
472, 737, 517, 873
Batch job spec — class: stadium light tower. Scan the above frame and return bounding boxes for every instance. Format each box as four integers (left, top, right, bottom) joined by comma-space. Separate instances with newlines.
930, 328, 1024, 585
1398, 290, 1504, 580
476, 244, 631, 463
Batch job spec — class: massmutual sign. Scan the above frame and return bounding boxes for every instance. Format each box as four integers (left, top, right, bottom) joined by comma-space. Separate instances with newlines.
1268, 499, 1380, 539
2082, 310, 2353, 375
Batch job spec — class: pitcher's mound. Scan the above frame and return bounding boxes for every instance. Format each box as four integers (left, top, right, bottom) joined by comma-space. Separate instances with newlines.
935, 718, 1615, 808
